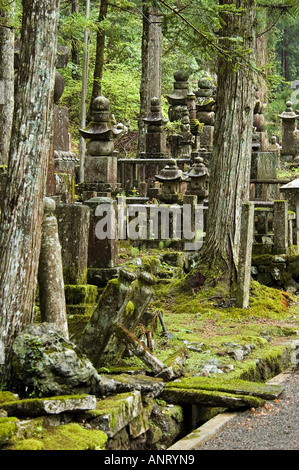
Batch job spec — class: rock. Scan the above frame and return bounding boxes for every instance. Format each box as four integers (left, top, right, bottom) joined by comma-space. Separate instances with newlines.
12, 322, 115, 397
105, 374, 165, 398
82, 391, 143, 438
227, 347, 245, 361
160, 388, 266, 409
150, 403, 185, 448
0, 417, 19, 447
2, 395, 97, 417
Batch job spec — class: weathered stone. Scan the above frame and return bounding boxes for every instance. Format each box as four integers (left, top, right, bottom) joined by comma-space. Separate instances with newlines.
251, 151, 277, 179
142, 97, 168, 157
279, 101, 299, 161
106, 374, 165, 398
129, 404, 152, 438
53, 105, 70, 152
79, 268, 155, 368
0, 417, 19, 447
84, 391, 143, 438
56, 203, 90, 284
150, 403, 185, 448
164, 376, 284, 400
38, 198, 68, 339
85, 197, 118, 269
236, 202, 254, 308
160, 388, 265, 409
2, 395, 97, 417
12, 323, 115, 397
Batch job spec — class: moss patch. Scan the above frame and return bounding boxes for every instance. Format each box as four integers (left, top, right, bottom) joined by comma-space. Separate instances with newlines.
0, 417, 19, 447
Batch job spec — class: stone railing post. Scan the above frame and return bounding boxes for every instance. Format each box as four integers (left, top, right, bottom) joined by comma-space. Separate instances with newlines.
273, 200, 289, 254
236, 202, 254, 309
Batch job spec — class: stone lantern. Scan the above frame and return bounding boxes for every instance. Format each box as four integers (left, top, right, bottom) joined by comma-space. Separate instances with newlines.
79, 94, 123, 198
186, 156, 209, 203
155, 159, 185, 203
280, 178, 299, 248
278, 101, 299, 163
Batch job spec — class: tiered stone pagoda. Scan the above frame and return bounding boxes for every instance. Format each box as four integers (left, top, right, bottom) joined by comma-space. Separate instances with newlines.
194, 76, 216, 154
79, 94, 123, 199
185, 156, 209, 203
278, 101, 299, 164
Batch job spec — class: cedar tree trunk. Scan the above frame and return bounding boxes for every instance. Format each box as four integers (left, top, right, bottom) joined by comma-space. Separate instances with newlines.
0, 0, 60, 386
196, 0, 256, 288
0, 2, 15, 166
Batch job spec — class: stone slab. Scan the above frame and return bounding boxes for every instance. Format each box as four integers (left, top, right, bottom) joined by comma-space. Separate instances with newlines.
2, 395, 97, 417
160, 388, 265, 408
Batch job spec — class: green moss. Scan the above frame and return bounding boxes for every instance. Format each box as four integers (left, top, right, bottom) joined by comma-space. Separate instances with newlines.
13, 438, 44, 450
165, 376, 283, 398
141, 256, 161, 274
0, 391, 18, 405
0, 417, 18, 446
125, 300, 135, 316
21, 423, 108, 450
66, 304, 96, 316
67, 314, 91, 342
65, 284, 98, 305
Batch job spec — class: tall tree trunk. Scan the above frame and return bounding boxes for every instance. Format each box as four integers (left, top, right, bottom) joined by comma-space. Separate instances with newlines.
0, 2, 15, 166
196, 0, 256, 288
138, 5, 162, 154
0, 0, 60, 386
281, 28, 290, 81
91, 0, 109, 101
71, 0, 79, 79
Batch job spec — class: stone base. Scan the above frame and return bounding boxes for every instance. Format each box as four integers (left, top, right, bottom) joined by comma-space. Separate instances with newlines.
78, 182, 121, 200
84, 155, 118, 184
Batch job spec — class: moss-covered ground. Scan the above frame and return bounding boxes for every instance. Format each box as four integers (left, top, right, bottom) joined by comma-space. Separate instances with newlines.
115, 248, 299, 379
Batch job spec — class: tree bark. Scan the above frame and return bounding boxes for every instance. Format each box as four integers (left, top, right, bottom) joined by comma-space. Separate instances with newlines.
90, 0, 109, 101
197, 0, 256, 287
0, 0, 60, 386
138, 5, 162, 154
71, 0, 79, 79
0, 3, 15, 166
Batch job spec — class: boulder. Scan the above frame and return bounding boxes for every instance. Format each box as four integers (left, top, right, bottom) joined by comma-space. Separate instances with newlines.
12, 323, 115, 397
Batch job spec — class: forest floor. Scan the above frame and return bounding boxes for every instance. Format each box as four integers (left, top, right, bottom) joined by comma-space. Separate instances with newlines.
116, 247, 299, 380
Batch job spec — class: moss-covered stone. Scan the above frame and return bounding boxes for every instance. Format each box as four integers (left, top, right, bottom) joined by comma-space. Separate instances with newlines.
2, 394, 96, 417
83, 391, 143, 438
13, 438, 45, 450
165, 376, 283, 399
161, 387, 265, 409
0, 391, 18, 406
67, 314, 91, 342
0, 417, 19, 447
65, 284, 98, 305
9, 423, 107, 450
66, 304, 96, 316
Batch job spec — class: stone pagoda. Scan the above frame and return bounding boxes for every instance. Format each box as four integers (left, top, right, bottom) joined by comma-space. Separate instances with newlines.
278, 101, 299, 164
79, 94, 123, 199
